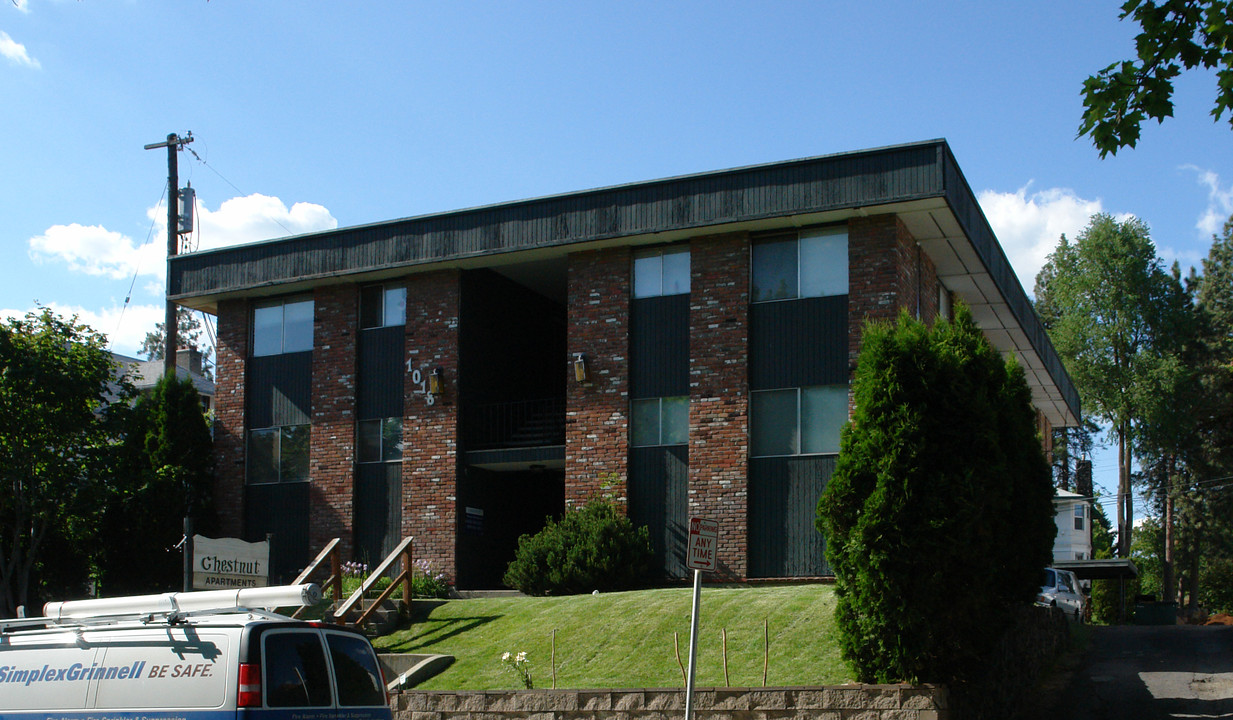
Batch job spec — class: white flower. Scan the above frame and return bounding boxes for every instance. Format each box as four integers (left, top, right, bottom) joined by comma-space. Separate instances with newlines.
515, 651, 527, 664
502, 652, 511, 662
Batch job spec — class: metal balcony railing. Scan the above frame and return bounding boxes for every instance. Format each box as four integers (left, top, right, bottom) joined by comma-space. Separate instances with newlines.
465, 397, 565, 451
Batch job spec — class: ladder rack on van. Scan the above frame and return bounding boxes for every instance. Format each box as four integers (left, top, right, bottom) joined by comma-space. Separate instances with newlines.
0, 584, 322, 634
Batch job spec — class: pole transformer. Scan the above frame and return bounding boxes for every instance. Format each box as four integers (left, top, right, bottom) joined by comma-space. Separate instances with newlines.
144, 132, 194, 378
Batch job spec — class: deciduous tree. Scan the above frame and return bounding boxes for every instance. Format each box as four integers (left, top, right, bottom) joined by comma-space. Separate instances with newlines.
1080, 0, 1233, 157
1034, 214, 1181, 557
0, 309, 131, 617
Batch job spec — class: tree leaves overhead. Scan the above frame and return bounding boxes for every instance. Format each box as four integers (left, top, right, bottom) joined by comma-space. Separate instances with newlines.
1079, 0, 1233, 157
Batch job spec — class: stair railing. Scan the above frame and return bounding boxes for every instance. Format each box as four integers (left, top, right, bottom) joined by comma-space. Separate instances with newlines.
333, 536, 414, 629
287, 537, 342, 619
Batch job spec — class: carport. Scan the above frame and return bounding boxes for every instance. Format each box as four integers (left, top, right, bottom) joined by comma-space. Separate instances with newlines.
1054, 558, 1139, 622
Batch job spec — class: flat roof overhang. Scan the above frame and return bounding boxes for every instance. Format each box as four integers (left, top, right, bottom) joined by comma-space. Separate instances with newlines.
1053, 558, 1139, 581
168, 139, 1080, 426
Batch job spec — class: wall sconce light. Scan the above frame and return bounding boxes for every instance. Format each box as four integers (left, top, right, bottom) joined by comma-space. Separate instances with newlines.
573, 353, 589, 384
428, 367, 443, 395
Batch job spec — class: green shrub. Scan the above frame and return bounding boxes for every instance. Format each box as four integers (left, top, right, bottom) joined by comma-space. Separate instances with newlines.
503, 498, 653, 595
817, 307, 1055, 686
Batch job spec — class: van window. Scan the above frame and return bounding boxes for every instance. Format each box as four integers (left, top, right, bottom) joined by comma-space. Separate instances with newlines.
327, 631, 386, 706
264, 631, 333, 707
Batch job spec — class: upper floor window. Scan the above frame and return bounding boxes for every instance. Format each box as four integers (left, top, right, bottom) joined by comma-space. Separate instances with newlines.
358, 417, 403, 463
631, 396, 688, 447
1073, 504, 1086, 531
750, 385, 848, 457
253, 298, 313, 356
751, 228, 848, 303
360, 285, 406, 329
633, 248, 690, 298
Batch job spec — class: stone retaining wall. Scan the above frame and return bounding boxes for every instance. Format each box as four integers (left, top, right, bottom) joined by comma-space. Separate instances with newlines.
391, 685, 948, 720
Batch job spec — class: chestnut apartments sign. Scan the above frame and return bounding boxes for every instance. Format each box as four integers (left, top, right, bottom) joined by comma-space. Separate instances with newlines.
192, 535, 269, 590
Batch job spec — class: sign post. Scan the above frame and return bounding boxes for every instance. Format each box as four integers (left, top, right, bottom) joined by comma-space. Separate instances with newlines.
684, 517, 718, 720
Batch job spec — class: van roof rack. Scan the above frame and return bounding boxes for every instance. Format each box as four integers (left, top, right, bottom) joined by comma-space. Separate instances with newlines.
1, 584, 322, 633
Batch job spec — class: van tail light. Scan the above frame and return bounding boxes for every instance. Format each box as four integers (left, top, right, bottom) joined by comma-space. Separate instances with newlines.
237, 663, 262, 708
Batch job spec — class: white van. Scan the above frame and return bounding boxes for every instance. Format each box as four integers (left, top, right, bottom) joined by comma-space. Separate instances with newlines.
0, 584, 392, 720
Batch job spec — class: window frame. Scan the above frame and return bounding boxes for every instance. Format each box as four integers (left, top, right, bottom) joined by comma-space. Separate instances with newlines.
246, 424, 311, 484
1073, 504, 1086, 531
749, 384, 848, 458
630, 396, 689, 447
360, 284, 407, 330
751, 227, 848, 304
357, 417, 403, 463
633, 247, 690, 299
252, 297, 314, 357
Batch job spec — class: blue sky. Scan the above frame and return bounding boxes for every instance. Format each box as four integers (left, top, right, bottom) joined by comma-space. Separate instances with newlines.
3, 1, 1231, 515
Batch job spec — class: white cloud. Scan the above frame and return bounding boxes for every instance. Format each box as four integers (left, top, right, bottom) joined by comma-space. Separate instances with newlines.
1183, 165, 1233, 237
0, 302, 164, 358
978, 184, 1106, 295
29, 193, 337, 286
0, 30, 39, 68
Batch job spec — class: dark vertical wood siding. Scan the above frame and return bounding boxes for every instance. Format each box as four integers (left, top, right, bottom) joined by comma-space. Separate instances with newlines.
629, 445, 689, 579
358, 326, 405, 419
748, 456, 834, 577
354, 463, 403, 566
749, 296, 848, 390
630, 295, 690, 398
247, 351, 313, 427
245, 481, 310, 583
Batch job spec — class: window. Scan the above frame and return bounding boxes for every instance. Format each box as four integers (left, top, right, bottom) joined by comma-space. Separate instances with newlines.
751, 228, 848, 302
263, 631, 333, 707
633, 248, 690, 298
631, 396, 688, 447
1074, 504, 1086, 531
938, 285, 953, 320
253, 298, 313, 356
750, 385, 847, 456
360, 285, 406, 329
358, 417, 402, 463
247, 425, 310, 483
325, 632, 386, 707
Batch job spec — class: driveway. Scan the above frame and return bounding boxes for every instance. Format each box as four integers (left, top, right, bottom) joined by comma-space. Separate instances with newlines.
1045, 624, 1233, 719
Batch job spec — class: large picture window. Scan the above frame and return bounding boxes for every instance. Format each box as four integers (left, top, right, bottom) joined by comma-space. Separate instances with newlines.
360, 285, 406, 329
253, 298, 314, 356
751, 228, 848, 303
750, 385, 847, 457
358, 417, 403, 463
630, 396, 688, 447
633, 248, 690, 298
247, 424, 310, 483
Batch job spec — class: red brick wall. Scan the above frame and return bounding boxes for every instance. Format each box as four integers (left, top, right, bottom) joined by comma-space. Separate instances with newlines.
213, 299, 248, 538
688, 233, 750, 580
402, 271, 461, 582
565, 247, 631, 508
309, 285, 358, 558
848, 215, 935, 362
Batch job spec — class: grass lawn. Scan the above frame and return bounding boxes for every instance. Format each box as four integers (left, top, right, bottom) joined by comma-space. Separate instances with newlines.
374, 584, 851, 691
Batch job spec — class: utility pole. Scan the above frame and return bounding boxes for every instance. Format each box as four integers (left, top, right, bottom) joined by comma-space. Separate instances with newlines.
144, 131, 194, 378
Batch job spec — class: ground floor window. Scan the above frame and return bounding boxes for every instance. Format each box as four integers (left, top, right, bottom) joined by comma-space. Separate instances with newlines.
750, 385, 847, 456
247, 424, 310, 483
358, 417, 403, 463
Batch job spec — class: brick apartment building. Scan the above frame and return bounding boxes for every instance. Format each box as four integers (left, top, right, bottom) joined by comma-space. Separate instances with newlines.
168, 139, 1080, 588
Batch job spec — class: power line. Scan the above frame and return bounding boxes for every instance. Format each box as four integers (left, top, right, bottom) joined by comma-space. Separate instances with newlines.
110, 181, 169, 353
183, 145, 296, 237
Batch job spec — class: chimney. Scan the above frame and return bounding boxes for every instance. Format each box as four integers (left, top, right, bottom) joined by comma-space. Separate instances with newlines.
1076, 459, 1093, 499
176, 347, 203, 376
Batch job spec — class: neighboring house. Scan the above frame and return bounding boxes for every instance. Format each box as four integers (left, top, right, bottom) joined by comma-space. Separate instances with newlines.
167, 139, 1081, 587
1053, 488, 1093, 562
111, 348, 215, 413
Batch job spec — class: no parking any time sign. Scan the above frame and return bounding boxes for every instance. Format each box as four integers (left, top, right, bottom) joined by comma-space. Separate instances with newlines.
686, 517, 718, 572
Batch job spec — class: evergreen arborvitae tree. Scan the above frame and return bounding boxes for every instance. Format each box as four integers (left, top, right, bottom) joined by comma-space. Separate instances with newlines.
99, 375, 215, 595
817, 305, 1055, 686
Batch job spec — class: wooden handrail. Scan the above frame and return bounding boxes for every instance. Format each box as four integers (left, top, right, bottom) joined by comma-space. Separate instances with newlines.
333, 536, 414, 625
289, 538, 342, 619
